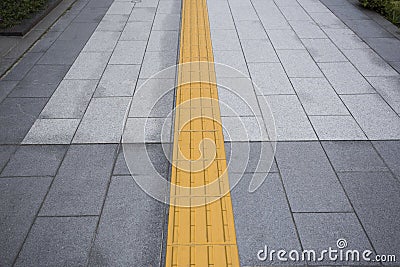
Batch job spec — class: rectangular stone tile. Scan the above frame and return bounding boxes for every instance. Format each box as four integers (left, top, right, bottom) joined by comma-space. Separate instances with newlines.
291, 78, 348, 115
338, 172, 400, 258
289, 20, 326, 38
158, 0, 181, 14
319, 62, 375, 94
15, 217, 97, 266
122, 117, 172, 143
248, 63, 294, 94
0, 98, 48, 144
373, 141, 400, 180
40, 80, 98, 119
365, 37, 400, 62
320, 0, 353, 6
235, 20, 268, 40
211, 29, 242, 51
129, 7, 156, 21
75, 7, 108, 22
120, 21, 152, 41
88, 176, 165, 266
37, 39, 86, 65
129, 78, 175, 118
139, 51, 177, 79
277, 50, 323, 78
302, 38, 347, 62
267, 29, 304, 50
214, 50, 249, 77
322, 141, 388, 172
280, 6, 311, 21
95, 64, 140, 97
261, 95, 317, 140
3, 52, 43, 81
0, 145, 16, 171
40, 144, 117, 215
49, 11, 77, 31
109, 40, 146, 64
222, 116, 268, 141
1, 145, 67, 177
309, 11, 347, 29
366, 76, 400, 113
341, 94, 400, 139
276, 142, 352, 212
323, 28, 369, 50
153, 13, 180, 30
134, 0, 158, 8
73, 97, 131, 143
327, 4, 371, 20
310, 115, 367, 140
253, 2, 291, 30
29, 31, 62, 53
230, 5, 258, 21
231, 173, 302, 266
147, 30, 179, 51
22, 119, 80, 145
241, 39, 279, 63
342, 49, 398, 77
342, 19, 392, 38
208, 14, 236, 30
107, 1, 135, 14
9, 65, 69, 98
299, 0, 330, 12
294, 213, 374, 265
0, 177, 52, 266
82, 31, 120, 52
87, 0, 114, 8
65, 52, 111, 80
0, 81, 17, 103
97, 14, 128, 31
58, 22, 98, 40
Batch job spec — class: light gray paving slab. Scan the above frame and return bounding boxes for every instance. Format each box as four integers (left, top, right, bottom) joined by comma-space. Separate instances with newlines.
343, 19, 392, 38
302, 38, 347, 62
241, 39, 279, 63
309, 115, 367, 140
97, 14, 129, 31
139, 51, 177, 79
341, 94, 400, 140
23, 119, 80, 144
82, 31, 120, 52
298, 0, 330, 12
248, 63, 295, 94
153, 13, 180, 30
229, 4, 258, 22
276, 142, 351, 212
261, 95, 317, 140
222, 116, 268, 141
342, 49, 398, 77
267, 29, 304, 50
319, 62, 375, 94
95, 64, 140, 97
135, 0, 158, 8
211, 29, 242, 51
128, 7, 156, 22
309, 11, 347, 29
277, 49, 324, 78
323, 28, 369, 50
109, 40, 146, 64
289, 20, 326, 38
214, 50, 250, 77
40, 80, 98, 119
73, 97, 131, 143
106, 1, 135, 15
147, 30, 179, 51
65, 52, 111, 80
291, 78, 349, 115
252, 1, 291, 30
280, 6, 311, 21
122, 117, 172, 143
235, 20, 268, 40
365, 37, 400, 62
208, 14, 236, 30
157, 0, 181, 14
120, 21, 152, 41
367, 76, 400, 113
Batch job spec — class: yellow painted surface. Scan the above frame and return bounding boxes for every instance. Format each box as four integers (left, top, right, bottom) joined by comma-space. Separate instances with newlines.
165, 0, 240, 265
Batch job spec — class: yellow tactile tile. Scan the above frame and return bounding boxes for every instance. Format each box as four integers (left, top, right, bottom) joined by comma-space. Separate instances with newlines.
165, 0, 240, 266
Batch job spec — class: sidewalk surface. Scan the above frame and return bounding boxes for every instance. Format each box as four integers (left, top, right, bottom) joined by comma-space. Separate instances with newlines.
0, 0, 399, 265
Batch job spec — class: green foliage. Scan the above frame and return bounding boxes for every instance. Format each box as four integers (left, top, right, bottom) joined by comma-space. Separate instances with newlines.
0, 0, 47, 29
359, 0, 400, 25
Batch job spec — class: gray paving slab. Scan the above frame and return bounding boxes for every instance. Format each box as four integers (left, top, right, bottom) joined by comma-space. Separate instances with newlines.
106, 1, 135, 15
214, 50, 250, 77
231, 173, 303, 266
326, 4, 371, 20
37, 39, 87, 65
9, 65, 70, 98
0, 81, 17, 103
252, 1, 291, 30
277, 49, 324, 78
88, 176, 165, 266
22, 119, 80, 145
318, 62, 375, 94
235, 20, 268, 40
211, 29, 242, 51
0, 98, 48, 144
0, 177, 52, 267
40, 144, 117, 216
65, 52, 111, 80
341, 94, 400, 139
366, 76, 400, 113
1, 145, 67, 177
230, 5, 258, 22
158, 0, 181, 14
338, 171, 400, 259
275, 142, 351, 212
147, 30, 179, 51
208, 14, 236, 30
280, 6, 312, 21
309, 11, 347, 29
15, 217, 97, 267
153, 13, 180, 30
29, 31, 63, 53
323, 28, 369, 50
390, 61, 400, 74
109, 40, 147, 64
291, 78, 349, 115
139, 51, 177, 79
299, 1, 330, 13
289, 20, 326, 38
3, 53, 43, 81
75, 7, 109, 23
97, 14, 129, 31
302, 38, 347, 62
248, 63, 295, 94
309, 115, 367, 140
366, 37, 400, 60
120, 21, 153, 41
241, 39, 279, 63
261, 95, 317, 140
0, 145, 16, 171
222, 116, 268, 141
373, 141, 400, 180
40, 80, 98, 119
129, 7, 156, 22
267, 29, 305, 50
294, 213, 375, 265
95, 64, 140, 97
322, 141, 388, 172
135, 0, 159, 8
341, 19, 392, 38
122, 117, 172, 143
58, 22, 98, 41
342, 49, 398, 77
73, 97, 131, 143
82, 31, 120, 52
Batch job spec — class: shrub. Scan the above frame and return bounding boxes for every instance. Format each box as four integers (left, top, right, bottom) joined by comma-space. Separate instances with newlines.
0, 0, 47, 29
359, 0, 400, 25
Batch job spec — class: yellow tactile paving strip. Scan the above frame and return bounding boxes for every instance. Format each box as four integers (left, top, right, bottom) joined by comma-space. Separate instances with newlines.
165, 0, 240, 266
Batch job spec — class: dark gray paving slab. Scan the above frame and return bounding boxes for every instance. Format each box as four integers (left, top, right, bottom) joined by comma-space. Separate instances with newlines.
37, 38, 87, 65
9, 65, 69, 98
40, 144, 117, 216
341, 19, 392, 38
15, 217, 97, 267
373, 141, 400, 180
0, 80, 17, 103
29, 31, 62, 53
0, 177, 52, 266
364, 37, 400, 62
88, 176, 165, 266
366, 76, 400, 113
74, 7, 109, 22
231, 173, 303, 266
322, 141, 388, 172
58, 22, 98, 40
326, 4, 371, 20
0, 145, 16, 171
1, 145, 67, 177
3, 53, 43, 81
0, 98, 48, 144
338, 172, 400, 260
275, 142, 352, 212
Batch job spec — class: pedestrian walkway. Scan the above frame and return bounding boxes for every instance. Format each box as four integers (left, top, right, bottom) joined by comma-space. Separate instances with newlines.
0, 0, 399, 266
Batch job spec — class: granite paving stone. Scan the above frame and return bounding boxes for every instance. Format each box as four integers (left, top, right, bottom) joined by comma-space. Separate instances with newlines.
364, 37, 400, 62
135, 0, 159, 8
0, 81, 17, 103
214, 50, 250, 77
22, 119, 80, 144
139, 51, 177, 79
129, 7, 156, 22
323, 28, 369, 50
277, 49, 324, 78
3, 53, 43, 81
309, 11, 347, 29
153, 14, 180, 30
0, 145, 16, 171
280, 6, 311, 21
1, 145, 67, 177
65, 52, 111, 80
241, 39, 279, 63
109, 41, 147, 64
326, 4, 371, 20
122, 117, 172, 143
97, 14, 129, 31
309, 115, 367, 140
29, 31, 63, 53
302, 38, 347, 62
341, 19, 392, 38
373, 141, 400, 180
211, 29, 242, 51
82, 31, 121, 52
235, 20, 268, 40
57, 22, 98, 40
289, 20, 326, 38
222, 116, 268, 141
248, 63, 295, 94
266, 29, 305, 50
158, 0, 181, 14
75, 7, 109, 23
120, 21, 152, 41
366, 76, 400, 113
106, 1, 135, 15
37, 39, 87, 65
147, 30, 179, 51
